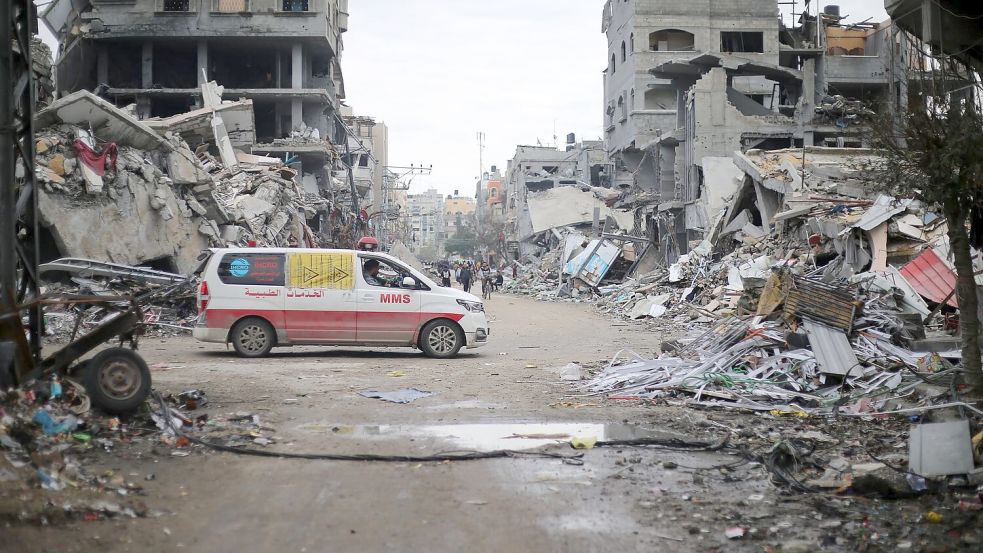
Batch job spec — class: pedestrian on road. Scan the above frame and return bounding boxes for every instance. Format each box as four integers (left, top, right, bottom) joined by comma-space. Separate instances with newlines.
478, 263, 492, 300
460, 264, 473, 293
440, 265, 452, 288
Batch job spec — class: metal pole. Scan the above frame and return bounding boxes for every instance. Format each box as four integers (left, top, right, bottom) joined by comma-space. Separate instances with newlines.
0, 0, 16, 293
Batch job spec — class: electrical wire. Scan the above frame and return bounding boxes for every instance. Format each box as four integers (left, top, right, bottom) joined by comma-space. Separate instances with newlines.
151, 391, 729, 463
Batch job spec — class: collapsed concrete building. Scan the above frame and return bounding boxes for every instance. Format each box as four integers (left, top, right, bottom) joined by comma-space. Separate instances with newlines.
602, 0, 907, 261
29, 0, 389, 272
501, 140, 619, 258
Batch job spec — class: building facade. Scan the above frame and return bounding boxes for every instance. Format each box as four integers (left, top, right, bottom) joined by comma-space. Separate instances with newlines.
603, 0, 907, 260
502, 140, 612, 256
39, 0, 373, 247
405, 188, 446, 258
444, 192, 476, 237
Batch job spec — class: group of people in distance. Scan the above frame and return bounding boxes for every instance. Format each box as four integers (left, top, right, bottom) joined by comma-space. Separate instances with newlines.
438, 260, 509, 298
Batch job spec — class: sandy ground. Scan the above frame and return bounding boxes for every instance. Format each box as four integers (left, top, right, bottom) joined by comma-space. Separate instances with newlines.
3, 293, 979, 552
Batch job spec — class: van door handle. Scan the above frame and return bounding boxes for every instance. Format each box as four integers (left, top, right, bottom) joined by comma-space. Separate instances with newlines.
360, 293, 376, 302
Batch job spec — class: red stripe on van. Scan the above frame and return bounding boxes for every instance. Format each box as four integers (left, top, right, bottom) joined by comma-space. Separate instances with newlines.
204, 309, 463, 330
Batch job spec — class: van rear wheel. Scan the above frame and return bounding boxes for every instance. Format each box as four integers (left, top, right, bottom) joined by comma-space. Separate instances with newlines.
231, 318, 275, 358
420, 319, 464, 358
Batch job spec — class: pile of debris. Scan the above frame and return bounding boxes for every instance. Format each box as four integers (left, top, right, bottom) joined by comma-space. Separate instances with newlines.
29, 82, 362, 276
0, 379, 276, 524
35, 258, 198, 340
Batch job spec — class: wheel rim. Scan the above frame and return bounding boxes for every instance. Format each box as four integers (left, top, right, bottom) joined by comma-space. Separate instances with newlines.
98, 359, 141, 401
238, 324, 270, 353
427, 325, 458, 355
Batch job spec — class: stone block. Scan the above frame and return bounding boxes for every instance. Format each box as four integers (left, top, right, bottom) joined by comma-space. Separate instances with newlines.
47, 154, 66, 176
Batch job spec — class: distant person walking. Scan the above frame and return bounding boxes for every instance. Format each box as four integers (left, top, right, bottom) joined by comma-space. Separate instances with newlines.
478, 263, 492, 300
439, 265, 452, 288
459, 264, 473, 293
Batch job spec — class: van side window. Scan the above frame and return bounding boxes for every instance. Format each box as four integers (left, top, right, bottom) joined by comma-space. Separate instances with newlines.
217, 253, 286, 286
361, 258, 405, 288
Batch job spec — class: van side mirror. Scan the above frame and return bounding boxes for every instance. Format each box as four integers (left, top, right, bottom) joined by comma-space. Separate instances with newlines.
401, 276, 416, 289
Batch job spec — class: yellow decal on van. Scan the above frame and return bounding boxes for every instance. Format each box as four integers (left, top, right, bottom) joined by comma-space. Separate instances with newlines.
287, 252, 354, 290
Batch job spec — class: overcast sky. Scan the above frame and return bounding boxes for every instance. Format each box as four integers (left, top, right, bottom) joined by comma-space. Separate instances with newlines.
343, 1, 890, 196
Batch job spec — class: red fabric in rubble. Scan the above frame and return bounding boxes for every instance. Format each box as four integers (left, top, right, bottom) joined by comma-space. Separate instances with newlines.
72, 139, 118, 176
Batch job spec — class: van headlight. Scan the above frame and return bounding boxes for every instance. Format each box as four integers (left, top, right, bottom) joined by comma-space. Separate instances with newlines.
457, 299, 484, 312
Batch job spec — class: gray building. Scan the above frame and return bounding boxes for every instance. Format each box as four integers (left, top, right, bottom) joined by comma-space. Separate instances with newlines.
603, 0, 906, 260
42, 0, 348, 143
503, 140, 613, 256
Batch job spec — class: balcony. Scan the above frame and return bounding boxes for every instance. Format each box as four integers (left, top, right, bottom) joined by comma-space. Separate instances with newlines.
824, 55, 887, 85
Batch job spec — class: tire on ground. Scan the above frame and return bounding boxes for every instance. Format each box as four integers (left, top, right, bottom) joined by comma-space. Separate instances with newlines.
419, 319, 464, 359
82, 347, 152, 415
230, 317, 276, 358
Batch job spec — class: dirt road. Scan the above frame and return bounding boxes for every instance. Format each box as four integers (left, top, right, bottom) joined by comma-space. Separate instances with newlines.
3, 294, 963, 552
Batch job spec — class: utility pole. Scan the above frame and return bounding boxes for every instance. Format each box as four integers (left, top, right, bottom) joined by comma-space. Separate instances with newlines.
476, 131, 485, 177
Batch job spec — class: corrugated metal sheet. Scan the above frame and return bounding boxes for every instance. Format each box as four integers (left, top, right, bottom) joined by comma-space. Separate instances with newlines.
851, 195, 912, 231
899, 248, 958, 308
785, 277, 857, 331
803, 320, 860, 376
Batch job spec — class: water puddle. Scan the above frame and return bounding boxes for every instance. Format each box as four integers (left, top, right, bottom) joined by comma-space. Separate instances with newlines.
295, 422, 668, 452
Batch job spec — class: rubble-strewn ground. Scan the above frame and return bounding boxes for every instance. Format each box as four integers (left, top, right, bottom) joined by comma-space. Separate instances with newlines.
3, 294, 980, 553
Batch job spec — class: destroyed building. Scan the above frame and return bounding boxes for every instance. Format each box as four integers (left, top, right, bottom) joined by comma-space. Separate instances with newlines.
339, 106, 389, 229
501, 141, 619, 258
28, 0, 384, 272
43, 0, 348, 133
602, 0, 908, 261
405, 189, 446, 259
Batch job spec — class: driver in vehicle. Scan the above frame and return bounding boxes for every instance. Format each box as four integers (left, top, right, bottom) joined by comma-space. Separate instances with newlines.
363, 258, 397, 287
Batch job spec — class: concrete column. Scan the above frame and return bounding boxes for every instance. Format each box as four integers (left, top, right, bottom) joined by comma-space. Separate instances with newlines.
676, 87, 685, 130
196, 40, 208, 86
138, 42, 153, 119
96, 46, 109, 86
291, 43, 303, 89
291, 43, 303, 130
141, 42, 153, 88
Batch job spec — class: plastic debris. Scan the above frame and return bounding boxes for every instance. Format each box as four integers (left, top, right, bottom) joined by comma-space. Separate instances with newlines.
358, 388, 434, 404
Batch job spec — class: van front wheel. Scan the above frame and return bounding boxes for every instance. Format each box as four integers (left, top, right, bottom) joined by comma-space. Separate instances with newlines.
420, 320, 464, 358
231, 318, 275, 358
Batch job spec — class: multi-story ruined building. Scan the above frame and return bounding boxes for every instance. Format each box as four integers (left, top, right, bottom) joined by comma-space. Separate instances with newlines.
39, 0, 366, 246
405, 188, 446, 258
502, 140, 614, 257
45, 0, 348, 138
476, 167, 504, 224
603, 0, 907, 260
340, 105, 389, 220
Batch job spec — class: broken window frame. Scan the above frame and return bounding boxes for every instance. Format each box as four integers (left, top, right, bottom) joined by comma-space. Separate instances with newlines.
649, 29, 695, 52
720, 31, 765, 54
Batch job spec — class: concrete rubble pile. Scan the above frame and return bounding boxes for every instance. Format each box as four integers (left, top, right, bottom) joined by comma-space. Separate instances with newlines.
0, 379, 278, 523
503, 146, 983, 486
515, 147, 983, 413
29, 85, 358, 276
35, 258, 198, 340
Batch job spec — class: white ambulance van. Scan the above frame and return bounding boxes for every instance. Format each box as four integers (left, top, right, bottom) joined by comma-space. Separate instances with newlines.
192, 248, 489, 358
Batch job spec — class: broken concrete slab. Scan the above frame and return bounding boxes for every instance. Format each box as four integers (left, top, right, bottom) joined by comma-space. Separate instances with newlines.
35, 90, 168, 150
909, 420, 975, 477
145, 99, 257, 148
525, 186, 633, 237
